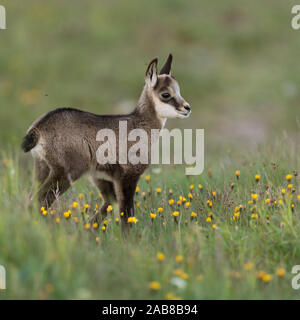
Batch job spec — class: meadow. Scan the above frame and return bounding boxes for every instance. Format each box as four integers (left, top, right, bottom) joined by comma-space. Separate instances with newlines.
0, 0, 300, 299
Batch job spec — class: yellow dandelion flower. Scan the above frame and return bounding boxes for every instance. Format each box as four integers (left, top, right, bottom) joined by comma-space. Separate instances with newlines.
128, 217, 138, 223
288, 184, 293, 189
255, 174, 260, 182
136, 202, 140, 208
176, 255, 183, 262
212, 191, 216, 198
102, 225, 106, 231
157, 207, 163, 213
93, 222, 98, 229
56, 218, 60, 224
185, 202, 190, 208
98, 193, 102, 199
212, 224, 216, 229
173, 211, 179, 217
206, 217, 212, 222
265, 198, 271, 204
115, 217, 119, 223
64, 210, 71, 219
84, 204, 90, 209
145, 175, 151, 182
191, 212, 197, 218
277, 268, 286, 277
244, 262, 254, 271
150, 213, 157, 219
156, 188, 161, 194
198, 184, 203, 190
189, 184, 194, 190
72, 201, 78, 208
169, 188, 173, 194
257, 270, 265, 279
149, 281, 160, 290
120, 212, 124, 216
157, 252, 165, 261
40, 206, 45, 212
135, 186, 140, 193
169, 199, 174, 205
188, 193, 193, 199
42, 210, 47, 216
50, 210, 55, 215
281, 189, 286, 195
177, 200, 182, 205
235, 170, 240, 178
95, 237, 100, 243
286, 174, 292, 181
262, 273, 272, 283
106, 205, 113, 212
251, 193, 258, 200
297, 195, 300, 201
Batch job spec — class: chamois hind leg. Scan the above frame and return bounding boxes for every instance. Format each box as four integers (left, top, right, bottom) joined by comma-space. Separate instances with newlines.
35, 158, 50, 185
38, 170, 71, 209
91, 179, 116, 224
114, 177, 139, 234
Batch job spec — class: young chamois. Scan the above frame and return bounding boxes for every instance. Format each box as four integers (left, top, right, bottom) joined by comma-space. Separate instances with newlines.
21, 54, 191, 231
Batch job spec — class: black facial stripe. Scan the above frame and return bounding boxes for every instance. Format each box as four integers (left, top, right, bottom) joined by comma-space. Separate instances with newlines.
168, 97, 180, 109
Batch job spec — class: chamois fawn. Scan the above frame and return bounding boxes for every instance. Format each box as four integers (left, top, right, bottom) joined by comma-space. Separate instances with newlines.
21, 54, 191, 231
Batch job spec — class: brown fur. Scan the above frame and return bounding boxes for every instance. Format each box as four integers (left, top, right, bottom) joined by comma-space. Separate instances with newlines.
22, 55, 191, 233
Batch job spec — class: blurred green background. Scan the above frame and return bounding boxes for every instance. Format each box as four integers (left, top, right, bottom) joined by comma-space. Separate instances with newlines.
0, 0, 299, 156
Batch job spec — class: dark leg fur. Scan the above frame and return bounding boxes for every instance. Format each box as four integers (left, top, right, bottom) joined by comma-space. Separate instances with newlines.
91, 179, 116, 224
114, 177, 139, 234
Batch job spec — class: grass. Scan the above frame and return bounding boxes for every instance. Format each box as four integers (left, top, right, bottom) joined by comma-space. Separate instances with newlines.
0, 138, 299, 299
0, 0, 300, 299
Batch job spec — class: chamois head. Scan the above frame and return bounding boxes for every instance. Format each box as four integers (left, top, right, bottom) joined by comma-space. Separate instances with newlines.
145, 54, 191, 120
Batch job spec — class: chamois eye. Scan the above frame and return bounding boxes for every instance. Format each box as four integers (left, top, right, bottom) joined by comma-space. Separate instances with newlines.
161, 92, 170, 99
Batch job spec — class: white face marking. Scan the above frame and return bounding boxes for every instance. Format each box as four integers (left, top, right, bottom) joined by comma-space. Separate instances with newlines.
152, 94, 191, 122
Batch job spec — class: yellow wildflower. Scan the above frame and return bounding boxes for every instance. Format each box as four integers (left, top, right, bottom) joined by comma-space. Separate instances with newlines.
157, 207, 163, 213
286, 174, 292, 181
277, 268, 286, 277
169, 199, 174, 205
150, 213, 157, 219
149, 281, 160, 290
157, 252, 165, 261
72, 201, 78, 208
173, 211, 179, 217
176, 255, 183, 262
244, 262, 254, 271
107, 205, 113, 212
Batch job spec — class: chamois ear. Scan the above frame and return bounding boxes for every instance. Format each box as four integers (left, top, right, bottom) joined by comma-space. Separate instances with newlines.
145, 58, 158, 87
159, 53, 173, 75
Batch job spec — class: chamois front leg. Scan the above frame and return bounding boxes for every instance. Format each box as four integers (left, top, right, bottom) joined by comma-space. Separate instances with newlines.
114, 178, 138, 234
91, 178, 116, 224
